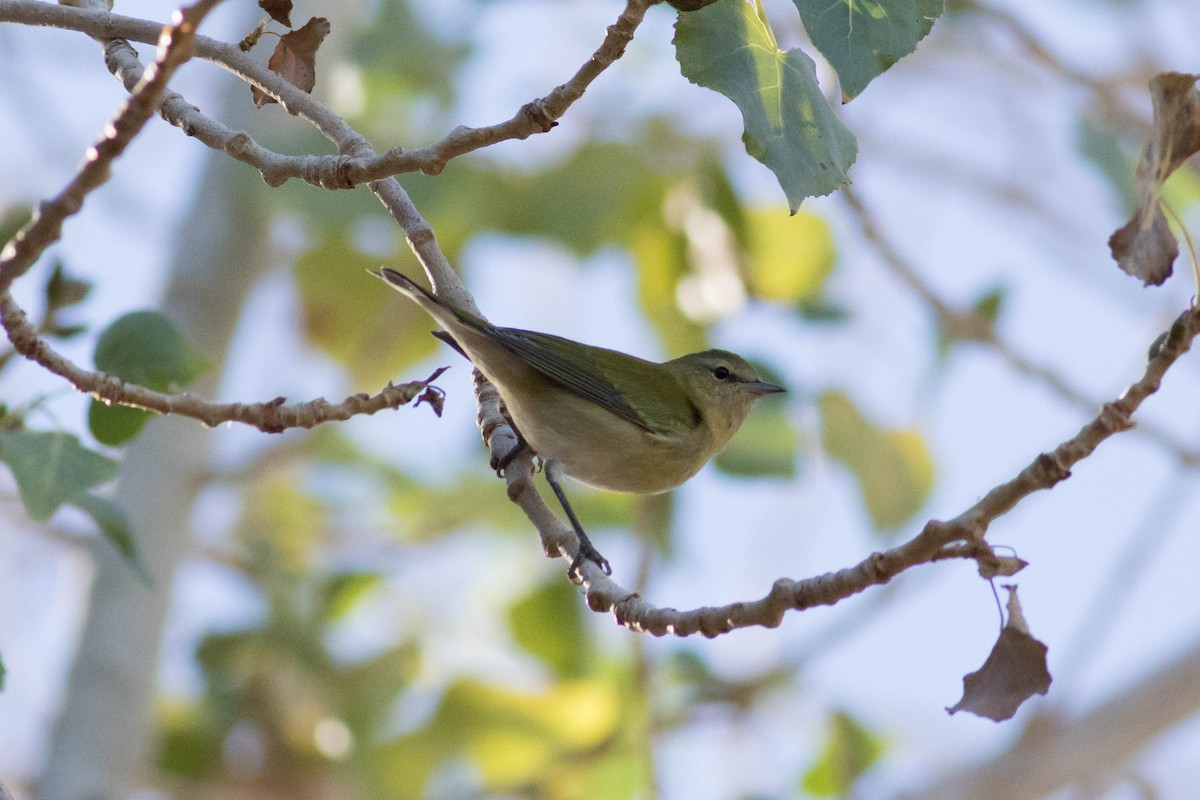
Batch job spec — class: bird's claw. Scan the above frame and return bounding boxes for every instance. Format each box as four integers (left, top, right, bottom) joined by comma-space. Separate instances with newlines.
490, 437, 529, 477
568, 540, 612, 581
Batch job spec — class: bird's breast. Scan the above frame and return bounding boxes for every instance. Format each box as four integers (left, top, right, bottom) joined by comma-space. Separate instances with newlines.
504, 389, 711, 494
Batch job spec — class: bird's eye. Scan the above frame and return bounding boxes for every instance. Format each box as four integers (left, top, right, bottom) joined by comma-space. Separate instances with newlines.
713, 366, 731, 381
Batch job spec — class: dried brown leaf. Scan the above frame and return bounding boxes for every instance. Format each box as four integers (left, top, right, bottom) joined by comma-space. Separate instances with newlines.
251, 17, 331, 109
416, 385, 446, 417
239, 19, 268, 52
947, 586, 1051, 721
1109, 72, 1200, 286
258, 0, 293, 28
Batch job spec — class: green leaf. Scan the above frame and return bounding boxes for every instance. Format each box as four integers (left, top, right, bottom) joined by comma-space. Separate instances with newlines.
88, 403, 152, 447
819, 390, 933, 530
508, 579, 588, 678
295, 230, 439, 386
674, 0, 858, 212
93, 310, 210, 389
0, 651, 6, 692
319, 571, 385, 621
378, 678, 621, 796
794, 0, 943, 101
45, 260, 91, 312
801, 710, 886, 795
714, 396, 798, 477
89, 311, 211, 446
0, 431, 118, 520
970, 284, 1006, 324
745, 207, 836, 302
630, 222, 709, 357
73, 492, 152, 585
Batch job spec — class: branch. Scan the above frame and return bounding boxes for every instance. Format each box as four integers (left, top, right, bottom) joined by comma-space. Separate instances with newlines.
841, 186, 1200, 467
568, 304, 1199, 636
0, 0, 657, 190
0, 292, 445, 430
0, 0, 220, 293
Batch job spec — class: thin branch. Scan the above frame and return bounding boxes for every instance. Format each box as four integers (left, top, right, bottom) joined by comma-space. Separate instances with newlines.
0, 0, 657, 190
0, 291, 446, 430
841, 186, 1200, 467
0, 0, 221, 293
570, 304, 1199, 636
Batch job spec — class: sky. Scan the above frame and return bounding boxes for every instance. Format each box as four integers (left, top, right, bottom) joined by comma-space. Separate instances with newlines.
3, 0, 1200, 797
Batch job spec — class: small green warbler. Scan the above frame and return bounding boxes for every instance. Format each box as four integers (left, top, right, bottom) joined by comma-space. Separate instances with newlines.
374, 268, 784, 577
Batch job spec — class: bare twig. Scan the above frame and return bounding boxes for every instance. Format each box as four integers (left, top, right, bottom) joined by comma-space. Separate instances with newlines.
571, 304, 1199, 636
841, 186, 1200, 466
0, 0, 221, 293
0, 291, 446, 429
0, 0, 656, 190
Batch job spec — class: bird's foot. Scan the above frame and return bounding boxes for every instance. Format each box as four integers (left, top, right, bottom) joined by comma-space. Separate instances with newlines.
490, 437, 529, 476
568, 536, 612, 581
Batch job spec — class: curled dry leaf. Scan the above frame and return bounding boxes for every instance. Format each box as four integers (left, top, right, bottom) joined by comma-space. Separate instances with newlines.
1109, 72, 1200, 286
947, 585, 1051, 722
239, 19, 268, 52
251, 17, 332, 109
977, 551, 1028, 580
258, 0, 293, 28
416, 385, 446, 417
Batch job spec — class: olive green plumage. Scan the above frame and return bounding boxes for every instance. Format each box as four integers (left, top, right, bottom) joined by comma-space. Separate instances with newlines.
373, 267, 784, 574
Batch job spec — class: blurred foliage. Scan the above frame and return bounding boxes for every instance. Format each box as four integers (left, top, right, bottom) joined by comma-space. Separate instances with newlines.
819, 391, 934, 532
801, 710, 887, 796
296, 230, 442, 388
0, 429, 143, 577
0, 0, 963, 794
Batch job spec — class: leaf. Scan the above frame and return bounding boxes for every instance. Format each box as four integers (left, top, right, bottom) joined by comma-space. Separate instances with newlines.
1109, 72, 1200, 285
44, 260, 91, 311
93, 311, 211, 389
294, 231, 438, 386
508, 579, 588, 678
319, 571, 385, 622
947, 586, 1051, 721
801, 710, 886, 796
819, 390, 933, 531
793, 0, 943, 102
745, 207, 836, 302
88, 403, 153, 447
239, 19, 269, 52
666, 0, 721, 10
73, 492, 152, 585
675, 0, 858, 212
89, 310, 210, 446
258, 0, 292, 27
252, 17, 331, 108
714, 394, 797, 477
0, 431, 118, 520
378, 678, 620, 796
0, 652, 5, 692
630, 222, 709, 357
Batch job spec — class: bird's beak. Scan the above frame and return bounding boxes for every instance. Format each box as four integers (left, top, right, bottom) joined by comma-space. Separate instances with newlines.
744, 380, 786, 396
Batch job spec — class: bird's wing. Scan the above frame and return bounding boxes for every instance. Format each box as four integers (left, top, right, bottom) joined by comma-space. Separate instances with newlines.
489, 328, 683, 435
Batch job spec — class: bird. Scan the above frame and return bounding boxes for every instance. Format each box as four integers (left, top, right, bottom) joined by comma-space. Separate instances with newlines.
373, 267, 785, 578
